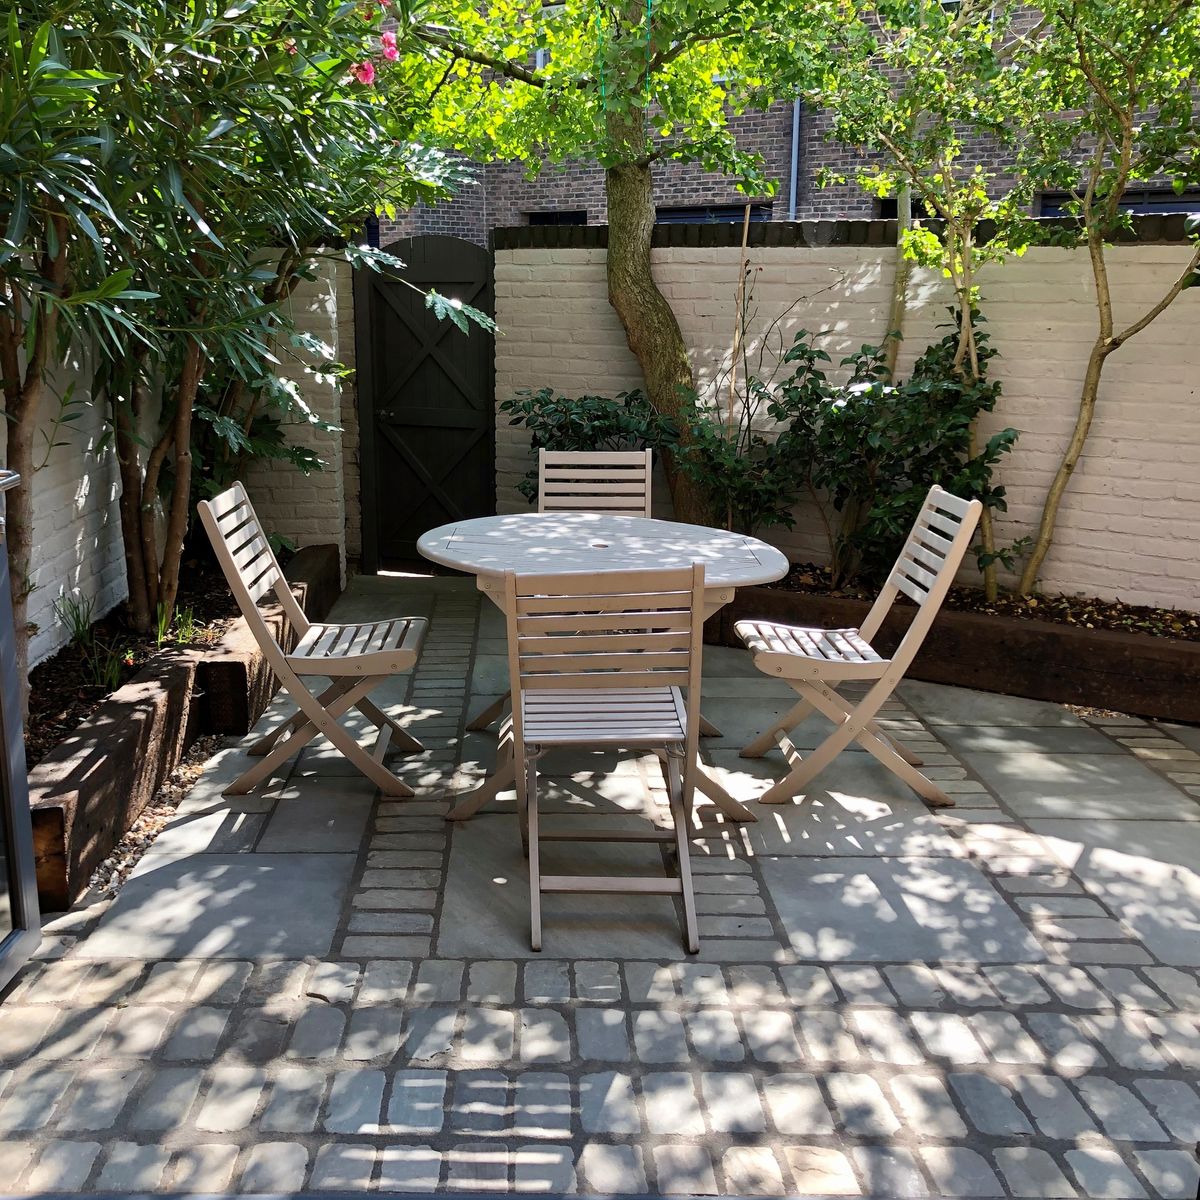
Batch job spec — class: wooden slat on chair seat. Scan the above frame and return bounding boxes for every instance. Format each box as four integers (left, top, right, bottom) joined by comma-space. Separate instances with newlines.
539, 874, 684, 894
521, 686, 687, 744
289, 617, 426, 675
736, 620, 883, 665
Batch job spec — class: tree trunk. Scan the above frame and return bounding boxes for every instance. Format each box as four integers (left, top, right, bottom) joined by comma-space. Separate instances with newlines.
5, 398, 37, 711
1017, 337, 1108, 595
111, 363, 153, 632
604, 148, 708, 523
883, 184, 911, 379
0, 220, 68, 711
157, 340, 204, 620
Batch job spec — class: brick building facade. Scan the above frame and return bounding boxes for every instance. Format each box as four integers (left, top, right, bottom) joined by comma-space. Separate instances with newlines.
378, 103, 886, 247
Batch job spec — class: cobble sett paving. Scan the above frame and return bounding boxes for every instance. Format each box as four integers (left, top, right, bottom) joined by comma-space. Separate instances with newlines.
6, 587, 1200, 1197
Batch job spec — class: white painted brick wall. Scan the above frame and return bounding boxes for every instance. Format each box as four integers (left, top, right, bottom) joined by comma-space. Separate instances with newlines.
494, 243, 1200, 611
247, 262, 347, 583
4, 262, 349, 675
17, 352, 129, 667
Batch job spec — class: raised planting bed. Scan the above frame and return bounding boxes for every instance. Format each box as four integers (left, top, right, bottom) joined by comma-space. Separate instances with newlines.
28, 543, 341, 911
708, 585, 1200, 725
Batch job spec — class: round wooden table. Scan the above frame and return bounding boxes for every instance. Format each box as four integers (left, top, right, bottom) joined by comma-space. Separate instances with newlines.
417, 512, 790, 822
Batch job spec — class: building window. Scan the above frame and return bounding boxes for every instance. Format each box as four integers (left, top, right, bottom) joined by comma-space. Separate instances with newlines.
527, 210, 587, 226
877, 196, 935, 220
655, 203, 773, 224
1040, 188, 1200, 216
534, 2, 565, 70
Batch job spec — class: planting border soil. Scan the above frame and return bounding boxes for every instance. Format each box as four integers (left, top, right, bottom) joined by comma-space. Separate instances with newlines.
710, 586, 1200, 724
27, 545, 340, 911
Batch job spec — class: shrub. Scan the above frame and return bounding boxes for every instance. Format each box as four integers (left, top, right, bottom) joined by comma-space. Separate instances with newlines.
680, 310, 1017, 584
500, 387, 679, 503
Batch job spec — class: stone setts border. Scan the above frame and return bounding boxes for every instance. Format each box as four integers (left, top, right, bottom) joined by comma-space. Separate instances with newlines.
709, 587, 1200, 725
27, 544, 341, 911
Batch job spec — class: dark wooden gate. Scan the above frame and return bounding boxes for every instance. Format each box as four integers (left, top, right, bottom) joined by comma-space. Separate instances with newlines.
355, 235, 495, 569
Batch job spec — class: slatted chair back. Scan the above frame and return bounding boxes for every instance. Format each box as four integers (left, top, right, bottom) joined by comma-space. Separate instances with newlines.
503, 564, 705, 752
198, 482, 308, 657
537, 449, 653, 517
859, 485, 982, 669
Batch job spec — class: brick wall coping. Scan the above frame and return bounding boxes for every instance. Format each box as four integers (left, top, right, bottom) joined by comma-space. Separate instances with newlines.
492, 212, 1196, 251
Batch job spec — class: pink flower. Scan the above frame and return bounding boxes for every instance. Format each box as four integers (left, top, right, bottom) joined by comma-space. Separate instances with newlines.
380, 31, 398, 61
351, 60, 376, 85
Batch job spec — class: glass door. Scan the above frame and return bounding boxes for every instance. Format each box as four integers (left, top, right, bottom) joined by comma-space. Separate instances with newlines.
0, 472, 40, 995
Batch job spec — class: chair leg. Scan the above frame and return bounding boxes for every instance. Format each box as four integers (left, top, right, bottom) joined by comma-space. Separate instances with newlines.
525, 754, 542, 953
446, 725, 516, 822
356, 698, 424, 753
665, 751, 699, 954
795, 681, 953, 808
226, 675, 415, 797
741, 696, 813, 759
467, 691, 510, 732
247, 680, 352, 756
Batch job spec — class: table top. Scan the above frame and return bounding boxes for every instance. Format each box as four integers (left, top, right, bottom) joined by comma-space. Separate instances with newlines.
417, 512, 789, 589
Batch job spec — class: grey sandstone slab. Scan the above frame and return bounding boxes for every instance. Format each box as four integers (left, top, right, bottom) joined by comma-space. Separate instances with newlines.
436, 815, 687, 959
963, 750, 1200, 820
935, 724, 1125, 755
899, 680, 1085, 727
696, 758, 962, 857
759, 855, 1045, 962
140, 809, 267, 857
256, 794, 374, 854
74, 854, 355, 959
1029, 819, 1200, 965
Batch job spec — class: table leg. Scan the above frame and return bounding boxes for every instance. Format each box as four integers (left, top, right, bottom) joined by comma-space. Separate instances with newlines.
466, 692, 509, 731
446, 753, 516, 821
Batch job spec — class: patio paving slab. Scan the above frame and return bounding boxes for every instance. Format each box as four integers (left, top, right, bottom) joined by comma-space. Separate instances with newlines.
255, 794, 374, 853
759, 855, 1046, 962
898, 680, 1088, 727
1029, 818, 1200, 966
8, 574, 1200, 1200
959, 749, 1200, 820
72, 854, 355, 960
935, 723, 1126, 755
436, 815, 691, 960
693, 756, 964, 858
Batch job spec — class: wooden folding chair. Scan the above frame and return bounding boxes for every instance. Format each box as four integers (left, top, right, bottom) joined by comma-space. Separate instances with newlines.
503, 564, 706, 953
467, 448, 655, 734
737, 486, 982, 807
198, 483, 428, 796
537, 448, 653, 517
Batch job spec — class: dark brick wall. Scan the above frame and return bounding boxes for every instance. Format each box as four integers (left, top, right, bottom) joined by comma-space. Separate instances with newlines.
375, 98, 1058, 245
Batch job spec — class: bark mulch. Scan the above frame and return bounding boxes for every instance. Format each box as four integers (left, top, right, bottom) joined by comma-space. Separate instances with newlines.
25, 561, 239, 769
767, 562, 1200, 643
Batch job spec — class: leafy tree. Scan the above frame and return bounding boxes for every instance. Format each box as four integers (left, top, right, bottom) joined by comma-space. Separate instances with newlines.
812, 0, 1037, 597
0, 13, 138, 700
386, 0, 832, 521
2, 0, 477, 698
82, 0, 461, 631
1012, 0, 1200, 594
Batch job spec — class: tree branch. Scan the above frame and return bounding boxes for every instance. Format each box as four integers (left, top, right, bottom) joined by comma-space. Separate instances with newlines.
1113, 243, 1200, 348
413, 25, 550, 87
